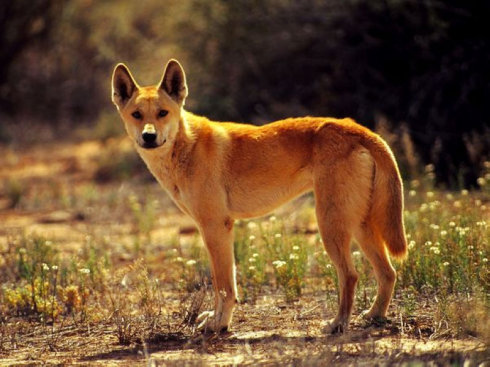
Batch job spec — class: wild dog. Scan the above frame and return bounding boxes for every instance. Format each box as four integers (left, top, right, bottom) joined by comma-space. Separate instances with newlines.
111, 59, 407, 334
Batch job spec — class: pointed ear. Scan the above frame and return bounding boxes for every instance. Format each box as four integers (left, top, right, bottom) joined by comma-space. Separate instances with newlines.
160, 59, 188, 105
112, 63, 138, 108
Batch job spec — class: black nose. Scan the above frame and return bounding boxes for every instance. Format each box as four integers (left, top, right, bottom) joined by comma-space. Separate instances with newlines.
142, 132, 157, 144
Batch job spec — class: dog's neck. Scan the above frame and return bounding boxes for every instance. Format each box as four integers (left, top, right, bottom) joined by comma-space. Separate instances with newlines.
168, 111, 197, 166
135, 109, 197, 187
179, 110, 199, 143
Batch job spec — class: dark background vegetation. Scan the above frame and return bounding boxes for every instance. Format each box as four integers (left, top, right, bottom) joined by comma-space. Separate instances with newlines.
0, 0, 488, 186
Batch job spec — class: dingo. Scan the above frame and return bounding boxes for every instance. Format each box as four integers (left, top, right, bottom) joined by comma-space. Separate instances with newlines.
111, 59, 407, 334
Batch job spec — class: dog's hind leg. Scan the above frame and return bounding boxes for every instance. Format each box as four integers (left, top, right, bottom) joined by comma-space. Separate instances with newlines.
354, 223, 396, 322
313, 145, 374, 333
317, 222, 358, 333
314, 178, 358, 333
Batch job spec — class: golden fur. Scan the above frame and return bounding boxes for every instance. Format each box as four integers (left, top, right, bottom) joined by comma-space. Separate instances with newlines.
111, 59, 407, 334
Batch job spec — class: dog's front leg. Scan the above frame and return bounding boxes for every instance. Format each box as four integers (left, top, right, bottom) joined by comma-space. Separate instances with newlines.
197, 218, 237, 333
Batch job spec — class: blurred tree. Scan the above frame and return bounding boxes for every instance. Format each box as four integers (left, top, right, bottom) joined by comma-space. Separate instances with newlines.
326, 0, 490, 186
0, 0, 488, 185
1, 0, 183, 126
0, 0, 64, 113
175, 0, 489, 186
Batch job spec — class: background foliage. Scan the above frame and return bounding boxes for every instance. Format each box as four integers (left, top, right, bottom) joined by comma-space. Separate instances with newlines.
0, 0, 488, 185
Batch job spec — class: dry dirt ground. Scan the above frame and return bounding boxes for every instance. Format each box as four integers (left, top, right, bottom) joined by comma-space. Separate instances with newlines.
0, 138, 488, 366
1, 300, 487, 366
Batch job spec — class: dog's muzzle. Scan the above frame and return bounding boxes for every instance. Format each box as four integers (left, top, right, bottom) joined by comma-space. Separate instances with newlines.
141, 123, 158, 149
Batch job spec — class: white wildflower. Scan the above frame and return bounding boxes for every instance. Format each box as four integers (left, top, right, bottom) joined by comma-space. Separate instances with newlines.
272, 260, 287, 269
247, 222, 258, 230
430, 246, 440, 255
186, 259, 197, 267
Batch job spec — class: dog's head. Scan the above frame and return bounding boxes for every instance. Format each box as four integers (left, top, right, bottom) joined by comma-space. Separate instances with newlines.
111, 59, 187, 150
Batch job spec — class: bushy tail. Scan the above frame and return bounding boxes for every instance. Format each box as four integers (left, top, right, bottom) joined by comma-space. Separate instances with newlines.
366, 137, 408, 259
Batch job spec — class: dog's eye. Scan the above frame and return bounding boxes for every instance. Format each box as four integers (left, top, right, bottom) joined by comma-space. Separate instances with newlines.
132, 111, 142, 119
158, 110, 168, 118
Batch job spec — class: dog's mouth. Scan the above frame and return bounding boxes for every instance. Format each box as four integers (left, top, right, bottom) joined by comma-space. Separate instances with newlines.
141, 142, 159, 149
140, 139, 166, 150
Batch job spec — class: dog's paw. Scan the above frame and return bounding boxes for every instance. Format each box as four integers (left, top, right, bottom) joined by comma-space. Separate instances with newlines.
323, 318, 348, 335
358, 310, 389, 328
196, 310, 229, 334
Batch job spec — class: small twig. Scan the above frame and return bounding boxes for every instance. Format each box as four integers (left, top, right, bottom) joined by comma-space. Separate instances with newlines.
296, 304, 321, 320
